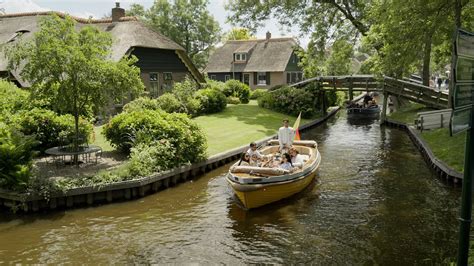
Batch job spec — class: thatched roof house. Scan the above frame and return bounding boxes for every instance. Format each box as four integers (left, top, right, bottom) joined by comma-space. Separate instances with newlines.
204, 32, 303, 90
0, 3, 204, 97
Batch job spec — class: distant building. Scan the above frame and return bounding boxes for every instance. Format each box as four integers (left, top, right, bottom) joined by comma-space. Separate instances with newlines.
204, 32, 303, 90
0, 3, 204, 98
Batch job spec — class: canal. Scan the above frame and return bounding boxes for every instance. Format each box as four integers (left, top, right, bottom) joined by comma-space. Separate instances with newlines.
0, 112, 464, 264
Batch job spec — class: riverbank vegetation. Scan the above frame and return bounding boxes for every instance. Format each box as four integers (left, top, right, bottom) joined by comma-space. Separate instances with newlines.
388, 101, 465, 173
421, 128, 465, 173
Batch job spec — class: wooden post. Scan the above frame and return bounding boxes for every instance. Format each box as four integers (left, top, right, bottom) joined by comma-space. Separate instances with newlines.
321, 90, 327, 114
381, 91, 389, 123
349, 78, 354, 101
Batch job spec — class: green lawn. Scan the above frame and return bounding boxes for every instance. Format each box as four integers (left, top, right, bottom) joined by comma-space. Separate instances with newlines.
194, 100, 314, 155
388, 102, 435, 125
91, 125, 114, 152
421, 128, 466, 173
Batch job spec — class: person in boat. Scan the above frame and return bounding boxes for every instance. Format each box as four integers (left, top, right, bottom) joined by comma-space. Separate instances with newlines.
246, 142, 263, 160
278, 119, 295, 153
238, 152, 251, 166
363, 94, 373, 107
279, 153, 294, 171
289, 147, 305, 169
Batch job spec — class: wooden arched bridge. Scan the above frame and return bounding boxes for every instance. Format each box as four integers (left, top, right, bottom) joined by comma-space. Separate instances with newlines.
291, 75, 449, 109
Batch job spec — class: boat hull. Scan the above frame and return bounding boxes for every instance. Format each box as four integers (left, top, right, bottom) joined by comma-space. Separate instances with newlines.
227, 167, 318, 209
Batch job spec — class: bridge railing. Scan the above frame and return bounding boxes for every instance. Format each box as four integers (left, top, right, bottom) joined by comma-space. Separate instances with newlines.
291, 75, 449, 109
383, 76, 448, 109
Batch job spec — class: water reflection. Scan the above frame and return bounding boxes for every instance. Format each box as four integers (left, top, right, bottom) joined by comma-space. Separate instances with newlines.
0, 111, 464, 264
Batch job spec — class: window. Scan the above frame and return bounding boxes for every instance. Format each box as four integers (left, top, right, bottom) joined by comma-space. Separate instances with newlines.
149, 73, 159, 98
225, 75, 231, 81
257, 72, 267, 85
163, 72, 172, 80
234, 53, 247, 61
210, 75, 217, 80
287, 72, 303, 84
291, 53, 298, 63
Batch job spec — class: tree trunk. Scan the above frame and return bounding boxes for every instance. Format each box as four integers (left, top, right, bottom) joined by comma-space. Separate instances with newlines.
73, 97, 80, 166
422, 31, 433, 87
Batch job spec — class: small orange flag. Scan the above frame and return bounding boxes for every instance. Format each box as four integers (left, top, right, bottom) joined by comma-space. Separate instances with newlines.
293, 112, 301, 141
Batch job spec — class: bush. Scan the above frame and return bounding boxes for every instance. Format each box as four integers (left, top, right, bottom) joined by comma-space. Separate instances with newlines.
0, 122, 38, 191
250, 88, 267, 100
195, 88, 227, 114
128, 140, 177, 177
223, 80, 250, 104
257, 91, 274, 109
226, 96, 241, 104
326, 91, 346, 107
258, 86, 316, 118
103, 109, 207, 164
0, 80, 29, 120
123, 97, 160, 113
156, 93, 186, 114
171, 76, 201, 116
18, 108, 93, 151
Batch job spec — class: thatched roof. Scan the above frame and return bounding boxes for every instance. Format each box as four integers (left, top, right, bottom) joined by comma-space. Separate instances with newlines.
0, 12, 204, 86
204, 38, 299, 73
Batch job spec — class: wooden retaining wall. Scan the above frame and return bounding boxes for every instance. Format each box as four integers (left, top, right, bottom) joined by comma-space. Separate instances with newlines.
0, 107, 341, 213
383, 119, 463, 184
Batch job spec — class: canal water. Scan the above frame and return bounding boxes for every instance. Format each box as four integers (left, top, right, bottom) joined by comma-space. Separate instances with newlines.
0, 112, 463, 264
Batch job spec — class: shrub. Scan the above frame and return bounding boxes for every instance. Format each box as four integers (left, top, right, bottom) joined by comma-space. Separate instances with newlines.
128, 140, 177, 177
226, 96, 241, 104
205, 79, 226, 91
223, 80, 250, 104
0, 122, 38, 191
172, 76, 201, 116
258, 86, 316, 118
0, 80, 29, 124
156, 93, 186, 114
195, 88, 227, 114
18, 108, 93, 151
250, 88, 267, 100
103, 109, 207, 164
326, 91, 346, 107
123, 97, 160, 113
257, 91, 274, 109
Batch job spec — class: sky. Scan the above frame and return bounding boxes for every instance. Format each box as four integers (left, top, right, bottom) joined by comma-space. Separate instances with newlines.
0, 0, 310, 47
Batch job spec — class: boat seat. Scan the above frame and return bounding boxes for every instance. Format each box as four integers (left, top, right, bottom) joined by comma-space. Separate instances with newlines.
230, 165, 290, 175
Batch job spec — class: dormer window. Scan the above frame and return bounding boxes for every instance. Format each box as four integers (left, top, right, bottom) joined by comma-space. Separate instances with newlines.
234, 53, 247, 62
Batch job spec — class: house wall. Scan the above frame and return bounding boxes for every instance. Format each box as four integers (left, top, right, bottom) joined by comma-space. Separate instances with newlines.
208, 72, 242, 82
249, 72, 285, 90
131, 47, 188, 72
131, 47, 193, 97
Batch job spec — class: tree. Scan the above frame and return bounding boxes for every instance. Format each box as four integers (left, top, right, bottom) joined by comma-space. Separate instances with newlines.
128, 0, 221, 69
5, 15, 144, 160
222, 27, 255, 41
324, 39, 354, 76
226, 0, 473, 86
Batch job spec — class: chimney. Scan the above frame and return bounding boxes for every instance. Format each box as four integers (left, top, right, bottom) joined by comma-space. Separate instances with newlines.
266, 31, 271, 40
112, 2, 125, 22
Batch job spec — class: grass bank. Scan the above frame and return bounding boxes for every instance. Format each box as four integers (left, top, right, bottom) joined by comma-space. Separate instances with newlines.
421, 128, 465, 173
388, 101, 465, 173
387, 102, 435, 125
194, 100, 314, 155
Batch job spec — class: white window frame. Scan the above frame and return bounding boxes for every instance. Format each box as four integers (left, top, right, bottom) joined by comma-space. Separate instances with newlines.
257, 72, 267, 85
287, 71, 303, 84
210, 75, 217, 80
234, 53, 247, 61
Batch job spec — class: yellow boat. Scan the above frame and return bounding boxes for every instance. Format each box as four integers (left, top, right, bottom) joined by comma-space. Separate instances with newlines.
226, 140, 321, 209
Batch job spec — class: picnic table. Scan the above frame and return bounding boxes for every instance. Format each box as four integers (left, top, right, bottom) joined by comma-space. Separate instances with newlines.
45, 145, 102, 165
